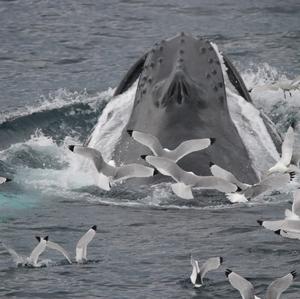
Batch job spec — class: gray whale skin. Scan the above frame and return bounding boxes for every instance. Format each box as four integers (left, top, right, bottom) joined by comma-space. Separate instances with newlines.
90, 33, 282, 185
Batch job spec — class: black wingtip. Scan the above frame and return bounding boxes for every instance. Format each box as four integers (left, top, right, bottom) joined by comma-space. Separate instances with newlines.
44, 236, 49, 241
274, 229, 281, 235
209, 162, 215, 167
5, 178, 12, 182
290, 120, 296, 129
140, 155, 147, 160
257, 220, 263, 226
68, 145, 75, 152
210, 138, 216, 145
92, 225, 97, 231
236, 187, 242, 192
289, 171, 296, 181
291, 270, 297, 278
35, 236, 41, 242
127, 130, 133, 136
225, 269, 232, 277
220, 257, 224, 264
153, 168, 159, 175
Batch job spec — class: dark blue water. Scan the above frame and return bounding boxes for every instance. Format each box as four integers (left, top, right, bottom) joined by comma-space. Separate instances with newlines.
0, 0, 300, 298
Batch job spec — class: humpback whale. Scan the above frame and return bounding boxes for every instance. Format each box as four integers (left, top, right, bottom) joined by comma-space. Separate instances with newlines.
86, 33, 282, 185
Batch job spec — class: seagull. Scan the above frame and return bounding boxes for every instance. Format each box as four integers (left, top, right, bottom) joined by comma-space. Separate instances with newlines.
2, 225, 97, 267
68, 145, 156, 191
267, 125, 298, 175
75, 225, 97, 263
252, 76, 300, 98
127, 130, 214, 162
225, 269, 296, 299
190, 255, 223, 288
0, 177, 12, 184
257, 189, 300, 232
144, 156, 237, 199
210, 163, 292, 203
1, 236, 52, 267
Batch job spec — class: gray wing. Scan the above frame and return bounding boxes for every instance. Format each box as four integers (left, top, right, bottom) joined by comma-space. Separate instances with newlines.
210, 164, 249, 190
260, 173, 291, 188
76, 228, 96, 262
131, 131, 164, 156
171, 138, 212, 162
47, 241, 72, 264
266, 272, 296, 299
292, 189, 300, 217
114, 164, 154, 181
0, 177, 9, 184
193, 176, 238, 193
73, 146, 115, 176
243, 184, 270, 200
280, 126, 294, 166
190, 255, 200, 285
226, 270, 255, 299
199, 257, 223, 284
260, 220, 285, 231
245, 173, 291, 199
28, 240, 47, 265
1, 242, 24, 265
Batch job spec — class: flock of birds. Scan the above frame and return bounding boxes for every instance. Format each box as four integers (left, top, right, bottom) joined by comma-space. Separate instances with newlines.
1, 110, 300, 297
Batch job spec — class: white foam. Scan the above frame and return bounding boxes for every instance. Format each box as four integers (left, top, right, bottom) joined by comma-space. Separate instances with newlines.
87, 81, 137, 160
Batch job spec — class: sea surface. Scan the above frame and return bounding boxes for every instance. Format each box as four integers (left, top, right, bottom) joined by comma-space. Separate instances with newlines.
0, 0, 300, 298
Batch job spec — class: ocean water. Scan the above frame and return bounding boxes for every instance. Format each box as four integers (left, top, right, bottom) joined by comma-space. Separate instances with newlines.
0, 0, 300, 298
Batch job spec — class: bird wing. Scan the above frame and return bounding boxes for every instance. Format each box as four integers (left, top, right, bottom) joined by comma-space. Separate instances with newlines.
0, 177, 8, 184
199, 257, 222, 284
171, 138, 212, 162
1, 242, 24, 265
75, 228, 96, 262
131, 131, 163, 156
73, 146, 115, 176
114, 164, 154, 181
259, 173, 291, 188
266, 272, 296, 299
193, 176, 238, 193
28, 239, 47, 265
280, 126, 294, 166
47, 241, 72, 264
292, 189, 300, 217
210, 164, 248, 190
190, 255, 200, 285
226, 270, 256, 299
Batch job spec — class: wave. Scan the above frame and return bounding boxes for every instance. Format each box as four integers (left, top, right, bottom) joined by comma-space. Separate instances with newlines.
0, 88, 114, 150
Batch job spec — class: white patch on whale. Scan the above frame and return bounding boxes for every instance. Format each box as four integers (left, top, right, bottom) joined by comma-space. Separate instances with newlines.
211, 42, 280, 178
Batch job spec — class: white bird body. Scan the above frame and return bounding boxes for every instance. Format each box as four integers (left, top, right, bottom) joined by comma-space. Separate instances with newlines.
128, 130, 213, 162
